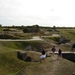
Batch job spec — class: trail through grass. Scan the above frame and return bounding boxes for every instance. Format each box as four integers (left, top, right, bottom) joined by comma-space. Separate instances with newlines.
17, 54, 75, 75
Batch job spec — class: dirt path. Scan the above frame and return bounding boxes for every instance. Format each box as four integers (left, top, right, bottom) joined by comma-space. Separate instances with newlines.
17, 54, 60, 75
40, 54, 60, 75
17, 53, 75, 75
40, 54, 61, 75
49, 55, 60, 75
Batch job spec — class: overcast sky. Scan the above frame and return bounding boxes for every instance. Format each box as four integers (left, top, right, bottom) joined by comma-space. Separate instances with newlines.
0, 0, 75, 27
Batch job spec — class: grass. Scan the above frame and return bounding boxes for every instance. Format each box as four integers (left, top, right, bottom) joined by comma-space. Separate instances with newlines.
45, 37, 60, 42
59, 29, 75, 42
0, 40, 52, 75
0, 33, 33, 39
0, 51, 30, 75
17, 54, 75, 75
56, 58, 75, 75
45, 28, 75, 43
0, 41, 44, 75
0, 28, 75, 75
0, 41, 44, 51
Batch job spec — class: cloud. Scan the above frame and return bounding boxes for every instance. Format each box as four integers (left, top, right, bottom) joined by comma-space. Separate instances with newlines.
0, 0, 75, 27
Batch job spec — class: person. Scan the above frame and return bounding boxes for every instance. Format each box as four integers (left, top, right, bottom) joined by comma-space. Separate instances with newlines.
71, 43, 75, 53
51, 46, 56, 55
57, 49, 62, 60
40, 49, 46, 62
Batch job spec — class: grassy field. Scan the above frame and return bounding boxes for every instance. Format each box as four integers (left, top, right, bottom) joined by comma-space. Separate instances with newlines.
0, 40, 74, 75
0, 41, 44, 75
59, 29, 75, 42
0, 28, 75, 75
0, 52, 31, 75
17, 54, 75, 75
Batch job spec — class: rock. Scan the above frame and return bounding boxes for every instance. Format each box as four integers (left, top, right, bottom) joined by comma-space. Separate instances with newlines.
26, 51, 41, 62
17, 51, 27, 61
17, 51, 41, 62
58, 36, 70, 44
46, 51, 51, 57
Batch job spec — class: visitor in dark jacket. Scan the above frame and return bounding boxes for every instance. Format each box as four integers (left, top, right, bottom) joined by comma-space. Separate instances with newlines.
40, 49, 46, 62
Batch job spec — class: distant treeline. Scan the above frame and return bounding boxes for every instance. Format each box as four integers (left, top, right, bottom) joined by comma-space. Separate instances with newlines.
0, 24, 75, 29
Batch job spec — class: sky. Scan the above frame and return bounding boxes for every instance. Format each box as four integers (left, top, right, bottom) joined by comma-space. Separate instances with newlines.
0, 0, 75, 27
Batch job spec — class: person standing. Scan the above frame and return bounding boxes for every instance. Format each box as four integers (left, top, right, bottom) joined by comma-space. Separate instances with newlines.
57, 49, 62, 60
51, 46, 56, 56
40, 49, 46, 62
71, 43, 75, 53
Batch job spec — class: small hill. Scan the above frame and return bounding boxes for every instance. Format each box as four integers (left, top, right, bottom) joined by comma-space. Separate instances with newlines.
17, 54, 75, 75
0, 41, 75, 75
0, 41, 51, 75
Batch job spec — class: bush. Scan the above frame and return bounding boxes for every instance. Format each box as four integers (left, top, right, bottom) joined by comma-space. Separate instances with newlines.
58, 36, 70, 44
0, 35, 19, 39
23, 28, 29, 33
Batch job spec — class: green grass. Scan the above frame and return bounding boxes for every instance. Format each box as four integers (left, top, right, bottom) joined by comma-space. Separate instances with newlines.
0, 33, 33, 39
59, 29, 75, 42
0, 52, 30, 75
0, 41, 44, 75
0, 28, 75, 75
0, 41, 45, 51
56, 58, 75, 75
17, 54, 75, 75
45, 37, 60, 42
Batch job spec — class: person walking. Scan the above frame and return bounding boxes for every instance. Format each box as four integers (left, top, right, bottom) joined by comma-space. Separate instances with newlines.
51, 46, 56, 56
71, 43, 75, 53
40, 49, 46, 62
57, 49, 62, 60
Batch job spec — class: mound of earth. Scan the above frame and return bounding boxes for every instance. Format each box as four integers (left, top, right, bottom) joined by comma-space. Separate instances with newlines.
17, 54, 75, 75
